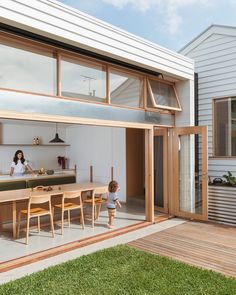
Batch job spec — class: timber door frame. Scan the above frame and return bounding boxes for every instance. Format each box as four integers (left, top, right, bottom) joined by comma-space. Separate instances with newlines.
145, 128, 154, 222
172, 126, 208, 221
153, 128, 168, 213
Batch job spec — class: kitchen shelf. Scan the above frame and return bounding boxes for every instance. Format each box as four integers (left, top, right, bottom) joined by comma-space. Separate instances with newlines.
0, 144, 70, 146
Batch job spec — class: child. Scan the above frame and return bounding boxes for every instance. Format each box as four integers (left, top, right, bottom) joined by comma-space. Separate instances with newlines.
107, 180, 121, 229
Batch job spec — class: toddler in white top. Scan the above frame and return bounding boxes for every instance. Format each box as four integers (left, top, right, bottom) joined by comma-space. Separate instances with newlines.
107, 180, 121, 229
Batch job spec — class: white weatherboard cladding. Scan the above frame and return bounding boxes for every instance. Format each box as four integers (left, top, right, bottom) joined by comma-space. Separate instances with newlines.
181, 26, 236, 225
0, 0, 193, 79
182, 31, 236, 179
175, 79, 195, 126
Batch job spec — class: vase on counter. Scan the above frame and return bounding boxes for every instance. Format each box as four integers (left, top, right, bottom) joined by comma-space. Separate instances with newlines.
58, 156, 67, 169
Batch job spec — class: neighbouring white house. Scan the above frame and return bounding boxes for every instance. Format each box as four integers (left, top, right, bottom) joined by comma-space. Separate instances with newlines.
180, 24, 236, 226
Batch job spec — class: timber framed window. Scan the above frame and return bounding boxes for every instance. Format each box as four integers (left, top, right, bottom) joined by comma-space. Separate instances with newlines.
147, 78, 181, 111
61, 55, 106, 103
0, 37, 57, 95
109, 68, 143, 108
0, 31, 181, 114
214, 97, 236, 157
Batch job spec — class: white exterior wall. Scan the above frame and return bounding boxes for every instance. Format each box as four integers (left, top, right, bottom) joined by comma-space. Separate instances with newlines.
0, 0, 195, 123
0, 0, 194, 80
66, 126, 126, 202
175, 79, 195, 126
181, 30, 236, 178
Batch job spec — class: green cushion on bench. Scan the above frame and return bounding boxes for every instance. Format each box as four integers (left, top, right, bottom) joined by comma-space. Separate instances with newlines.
0, 181, 26, 191
26, 176, 76, 188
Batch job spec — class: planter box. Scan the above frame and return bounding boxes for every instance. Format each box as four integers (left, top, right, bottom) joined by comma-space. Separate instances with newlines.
208, 185, 236, 226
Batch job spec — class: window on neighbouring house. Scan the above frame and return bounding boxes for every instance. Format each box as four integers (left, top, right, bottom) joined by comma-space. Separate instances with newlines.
214, 97, 236, 156
61, 56, 106, 102
0, 40, 57, 95
147, 79, 181, 111
109, 69, 142, 108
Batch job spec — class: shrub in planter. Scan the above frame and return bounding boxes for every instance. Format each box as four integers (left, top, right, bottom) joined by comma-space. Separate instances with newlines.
222, 171, 236, 186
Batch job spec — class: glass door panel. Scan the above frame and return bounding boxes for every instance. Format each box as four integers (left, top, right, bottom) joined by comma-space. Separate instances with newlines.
173, 126, 208, 220
154, 129, 168, 213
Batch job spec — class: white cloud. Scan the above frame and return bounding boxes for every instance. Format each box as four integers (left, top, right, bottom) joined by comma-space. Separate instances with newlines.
102, 0, 156, 11
102, 0, 214, 34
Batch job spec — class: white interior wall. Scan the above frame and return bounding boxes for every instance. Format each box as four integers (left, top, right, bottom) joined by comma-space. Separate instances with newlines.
0, 121, 127, 202
66, 125, 126, 202
0, 121, 67, 174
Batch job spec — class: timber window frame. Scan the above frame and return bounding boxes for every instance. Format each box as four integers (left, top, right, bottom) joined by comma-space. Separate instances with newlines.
213, 97, 236, 157
0, 31, 180, 114
108, 66, 144, 109
147, 77, 181, 111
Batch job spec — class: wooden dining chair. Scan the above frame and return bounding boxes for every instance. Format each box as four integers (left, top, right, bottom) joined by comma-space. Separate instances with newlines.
53, 190, 85, 235
83, 187, 108, 227
17, 194, 55, 245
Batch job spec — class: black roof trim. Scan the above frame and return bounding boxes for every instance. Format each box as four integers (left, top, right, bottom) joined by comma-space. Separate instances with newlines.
0, 22, 161, 77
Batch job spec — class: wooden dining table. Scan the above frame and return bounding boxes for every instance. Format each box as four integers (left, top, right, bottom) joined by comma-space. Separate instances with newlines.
0, 182, 107, 238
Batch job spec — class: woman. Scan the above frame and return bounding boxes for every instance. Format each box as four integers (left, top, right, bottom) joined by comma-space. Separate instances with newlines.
10, 150, 34, 176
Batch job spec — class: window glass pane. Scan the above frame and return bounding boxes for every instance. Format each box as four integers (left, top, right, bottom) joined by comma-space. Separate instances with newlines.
147, 91, 154, 108
179, 134, 202, 214
154, 136, 164, 207
149, 80, 179, 108
110, 70, 141, 107
215, 99, 230, 156
0, 41, 57, 95
61, 57, 106, 102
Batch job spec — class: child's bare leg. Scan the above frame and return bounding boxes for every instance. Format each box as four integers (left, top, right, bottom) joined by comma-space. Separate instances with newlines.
108, 214, 114, 228
108, 214, 112, 226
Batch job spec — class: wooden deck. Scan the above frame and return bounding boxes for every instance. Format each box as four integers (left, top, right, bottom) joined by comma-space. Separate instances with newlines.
128, 221, 236, 278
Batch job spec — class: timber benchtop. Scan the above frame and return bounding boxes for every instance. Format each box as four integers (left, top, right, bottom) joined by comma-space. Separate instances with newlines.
0, 171, 75, 183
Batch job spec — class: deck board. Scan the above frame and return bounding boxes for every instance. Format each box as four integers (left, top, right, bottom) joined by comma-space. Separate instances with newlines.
128, 221, 236, 278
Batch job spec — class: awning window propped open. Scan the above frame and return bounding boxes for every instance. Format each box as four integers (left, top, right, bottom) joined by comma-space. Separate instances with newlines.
147, 79, 181, 111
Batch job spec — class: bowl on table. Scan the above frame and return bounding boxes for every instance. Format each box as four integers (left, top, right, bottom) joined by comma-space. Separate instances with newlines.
33, 186, 45, 191
46, 170, 54, 175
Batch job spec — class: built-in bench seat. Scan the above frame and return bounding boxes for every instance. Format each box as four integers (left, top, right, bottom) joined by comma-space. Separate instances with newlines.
0, 180, 26, 191
0, 176, 76, 191
26, 176, 76, 188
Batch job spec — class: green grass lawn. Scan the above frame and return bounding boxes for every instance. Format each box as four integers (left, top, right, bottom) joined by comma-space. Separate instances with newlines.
1, 245, 235, 295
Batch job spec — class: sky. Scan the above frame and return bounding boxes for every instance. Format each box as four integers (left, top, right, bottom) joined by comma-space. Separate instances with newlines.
59, 0, 236, 52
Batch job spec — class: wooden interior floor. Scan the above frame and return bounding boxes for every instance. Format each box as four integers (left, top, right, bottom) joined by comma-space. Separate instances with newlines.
128, 221, 236, 278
